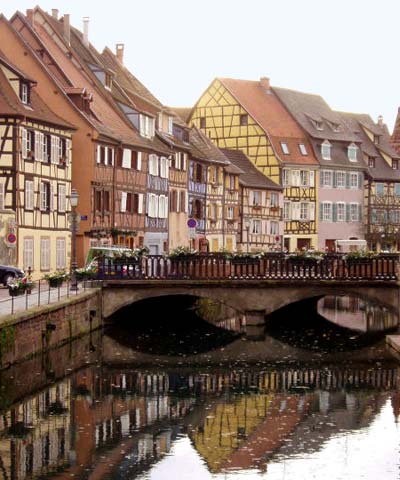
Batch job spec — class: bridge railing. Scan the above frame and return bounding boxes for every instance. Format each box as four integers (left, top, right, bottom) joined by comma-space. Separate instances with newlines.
96, 253, 399, 281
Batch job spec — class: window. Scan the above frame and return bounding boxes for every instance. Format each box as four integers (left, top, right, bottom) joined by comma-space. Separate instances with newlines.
348, 144, 358, 162
251, 219, 261, 234
168, 116, 173, 135
104, 191, 110, 211
298, 143, 307, 155
226, 206, 234, 219
300, 202, 309, 220
43, 134, 51, 163
131, 151, 141, 170
336, 202, 345, 222
350, 203, 359, 222
139, 115, 155, 138
375, 183, 384, 196
56, 238, 66, 270
40, 237, 50, 271
20, 82, 29, 104
283, 202, 290, 220
105, 72, 112, 90
270, 221, 279, 235
394, 184, 400, 197
336, 171, 346, 188
40, 182, 50, 211
120, 191, 127, 213
321, 170, 333, 187
25, 180, 34, 210
122, 149, 132, 168
300, 170, 309, 187
23, 238, 34, 270
240, 114, 248, 126
95, 190, 102, 211
322, 202, 332, 221
270, 192, 279, 207
393, 160, 399, 170
280, 142, 290, 155
391, 210, 400, 223
369, 157, 375, 168
199, 117, 206, 129
350, 172, 359, 189
282, 169, 290, 186
314, 120, 323, 131
149, 154, 159, 176
321, 141, 331, 160
58, 184, 66, 212
210, 203, 217, 220
160, 157, 169, 178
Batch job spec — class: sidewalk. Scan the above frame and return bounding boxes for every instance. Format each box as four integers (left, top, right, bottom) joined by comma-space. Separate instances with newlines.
0, 282, 90, 317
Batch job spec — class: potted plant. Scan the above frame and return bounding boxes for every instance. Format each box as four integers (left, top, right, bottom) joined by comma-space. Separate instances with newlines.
43, 270, 69, 288
8, 277, 34, 296
286, 249, 324, 266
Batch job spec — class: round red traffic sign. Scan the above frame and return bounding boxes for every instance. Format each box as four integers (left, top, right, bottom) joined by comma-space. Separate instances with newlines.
187, 218, 197, 228
7, 233, 16, 244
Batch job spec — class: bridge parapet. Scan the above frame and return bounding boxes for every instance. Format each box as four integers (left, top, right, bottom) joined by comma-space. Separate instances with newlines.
96, 253, 399, 282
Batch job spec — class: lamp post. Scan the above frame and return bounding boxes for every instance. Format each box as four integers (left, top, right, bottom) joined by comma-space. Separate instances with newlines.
70, 189, 79, 291
244, 219, 250, 254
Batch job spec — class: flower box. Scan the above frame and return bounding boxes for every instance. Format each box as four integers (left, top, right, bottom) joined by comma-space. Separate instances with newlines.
231, 256, 260, 265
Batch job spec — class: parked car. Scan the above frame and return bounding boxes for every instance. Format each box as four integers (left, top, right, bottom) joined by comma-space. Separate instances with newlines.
0, 265, 25, 286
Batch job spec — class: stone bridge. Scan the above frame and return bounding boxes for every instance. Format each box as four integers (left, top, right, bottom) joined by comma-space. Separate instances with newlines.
101, 279, 400, 336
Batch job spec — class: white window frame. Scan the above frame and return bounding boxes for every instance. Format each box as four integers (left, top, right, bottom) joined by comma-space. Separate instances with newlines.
25, 179, 34, 210
336, 202, 345, 222
348, 144, 358, 162
300, 170, 309, 187
270, 221, 279, 235
226, 206, 234, 219
58, 184, 66, 212
350, 202, 359, 222
122, 149, 131, 169
149, 154, 159, 176
120, 191, 127, 213
23, 238, 34, 270
300, 202, 309, 220
322, 170, 333, 188
350, 172, 359, 189
251, 219, 262, 234
282, 169, 290, 186
168, 116, 173, 135
251, 190, 261, 206
336, 171, 346, 188
321, 141, 331, 160
375, 183, 384, 196
270, 192, 279, 207
40, 182, 49, 211
280, 142, 290, 155
298, 143, 307, 155
283, 202, 290, 220
322, 202, 332, 221
21, 83, 28, 104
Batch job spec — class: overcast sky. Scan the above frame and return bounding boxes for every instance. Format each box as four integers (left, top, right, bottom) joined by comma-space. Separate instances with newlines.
3, 0, 400, 132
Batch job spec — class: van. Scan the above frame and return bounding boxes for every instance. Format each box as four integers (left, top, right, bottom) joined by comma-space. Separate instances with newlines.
85, 246, 133, 269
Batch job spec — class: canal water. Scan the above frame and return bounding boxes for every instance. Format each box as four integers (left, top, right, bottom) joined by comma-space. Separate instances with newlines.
0, 294, 400, 479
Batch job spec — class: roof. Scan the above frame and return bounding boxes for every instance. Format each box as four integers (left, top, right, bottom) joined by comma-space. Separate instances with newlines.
189, 127, 230, 165
0, 48, 36, 84
0, 49, 74, 129
340, 111, 400, 181
170, 107, 192, 123
217, 78, 318, 166
220, 148, 282, 190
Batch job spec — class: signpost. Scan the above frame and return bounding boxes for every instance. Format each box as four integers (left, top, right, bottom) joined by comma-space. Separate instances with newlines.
187, 218, 197, 228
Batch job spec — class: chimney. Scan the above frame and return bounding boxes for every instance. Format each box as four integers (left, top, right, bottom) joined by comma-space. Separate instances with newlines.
26, 9, 35, 28
51, 9, 59, 19
377, 115, 383, 126
63, 14, 70, 46
260, 76, 270, 90
116, 43, 124, 63
83, 17, 89, 47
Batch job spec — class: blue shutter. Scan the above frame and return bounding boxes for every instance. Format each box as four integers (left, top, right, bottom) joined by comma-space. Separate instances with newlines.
346, 204, 350, 222
332, 203, 337, 222
358, 204, 362, 222
358, 173, 363, 189
333, 171, 337, 188
319, 203, 323, 221
320, 171, 323, 187
346, 172, 350, 188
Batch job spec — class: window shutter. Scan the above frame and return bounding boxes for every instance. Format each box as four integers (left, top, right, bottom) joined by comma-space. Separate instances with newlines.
35, 132, 40, 161
346, 172, 350, 189
138, 193, 143, 214
218, 167, 223, 184
319, 203, 323, 221
225, 175, 230, 189
182, 153, 187, 171
309, 170, 315, 187
41, 133, 46, 162
358, 172, 363, 189
333, 171, 337, 188
22, 128, 28, 159
120, 191, 127, 212
346, 203, 350, 222
66, 139, 72, 165
137, 152, 142, 170
96, 145, 100, 164
49, 183, 54, 211
122, 149, 131, 168
332, 203, 337, 222
309, 202, 315, 221
358, 204, 362, 222
50, 136, 56, 163
185, 192, 188, 213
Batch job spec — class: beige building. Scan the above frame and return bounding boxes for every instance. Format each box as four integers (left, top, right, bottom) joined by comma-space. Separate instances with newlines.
0, 50, 74, 278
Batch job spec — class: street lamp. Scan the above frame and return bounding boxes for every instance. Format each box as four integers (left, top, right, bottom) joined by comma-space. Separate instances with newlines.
70, 189, 79, 291
244, 218, 250, 254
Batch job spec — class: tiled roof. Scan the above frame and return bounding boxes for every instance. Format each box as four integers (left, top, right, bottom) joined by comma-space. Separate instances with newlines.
220, 149, 282, 190
218, 78, 318, 166
340, 111, 400, 181
0, 51, 74, 129
0, 48, 36, 84
170, 107, 192, 123
156, 130, 191, 151
189, 127, 230, 165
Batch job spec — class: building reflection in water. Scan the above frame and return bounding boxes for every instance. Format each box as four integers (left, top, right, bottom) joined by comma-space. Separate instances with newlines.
0, 363, 398, 479
318, 295, 399, 332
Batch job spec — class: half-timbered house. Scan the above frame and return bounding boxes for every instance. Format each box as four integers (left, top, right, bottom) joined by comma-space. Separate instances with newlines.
0, 49, 74, 276
343, 113, 400, 251
274, 87, 366, 252
189, 77, 317, 251
220, 149, 283, 252
189, 127, 241, 252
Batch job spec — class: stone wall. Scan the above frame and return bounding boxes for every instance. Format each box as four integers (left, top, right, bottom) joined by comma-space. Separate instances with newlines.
0, 290, 101, 367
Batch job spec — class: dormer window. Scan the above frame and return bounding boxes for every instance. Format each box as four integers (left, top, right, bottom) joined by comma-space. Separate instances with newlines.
312, 119, 323, 131
280, 142, 290, 155
321, 140, 331, 160
348, 143, 358, 162
105, 72, 112, 91
139, 114, 155, 138
369, 157, 375, 168
373, 134, 380, 145
327, 121, 341, 133
168, 116, 173, 135
393, 160, 399, 170
20, 82, 30, 104
298, 143, 307, 155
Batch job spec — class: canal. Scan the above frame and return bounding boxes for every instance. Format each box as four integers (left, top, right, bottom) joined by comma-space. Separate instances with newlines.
0, 294, 399, 479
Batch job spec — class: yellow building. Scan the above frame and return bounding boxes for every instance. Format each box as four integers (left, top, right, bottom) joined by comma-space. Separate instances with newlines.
0, 51, 74, 279
189, 77, 319, 251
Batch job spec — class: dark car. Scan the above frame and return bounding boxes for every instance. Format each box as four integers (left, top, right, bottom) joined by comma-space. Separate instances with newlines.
0, 265, 25, 286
